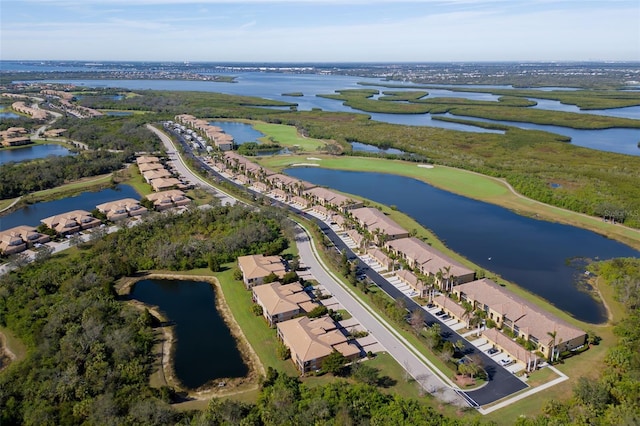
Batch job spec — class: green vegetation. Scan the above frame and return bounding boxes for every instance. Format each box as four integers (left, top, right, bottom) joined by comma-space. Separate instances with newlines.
513, 258, 640, 425
216, 267, 299, 376
320, 88, 640, 128
193, 368, 484, 425
359, 82, 640, 109
0, 151, 128, 199
282, 92, 303, 97
250, 120, 327, 152
56, 115, 162, 151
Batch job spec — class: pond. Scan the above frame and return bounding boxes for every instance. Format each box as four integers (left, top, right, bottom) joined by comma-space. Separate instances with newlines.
0, 184, 139, 231
350, 141, 406, 155
209, 120, 264, 145
285, 167, 640, 324
0, 106, 20, 119
129, 279, 248, 389
0, 144, 73, 165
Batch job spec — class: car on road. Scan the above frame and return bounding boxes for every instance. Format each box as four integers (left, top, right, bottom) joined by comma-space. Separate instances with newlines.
487, 347, 499, 355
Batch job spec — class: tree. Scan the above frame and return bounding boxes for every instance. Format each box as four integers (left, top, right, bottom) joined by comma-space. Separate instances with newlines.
276, 341, 290, 360
263, 272, 279, 284
9, 252, 30, 269
350, 362, 380, 385
307, 305, 328, 319
250, 304, 263, 316
322, 350, 347, 376
33, 245, 54, 263
547, 330, 557, 361
409, 309, 425, 335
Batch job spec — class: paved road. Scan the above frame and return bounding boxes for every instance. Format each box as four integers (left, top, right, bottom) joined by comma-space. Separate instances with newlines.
158, 124, 529, 407
293, 224, 467, 406
300, 215, 529, 406
146, 124, 237, 206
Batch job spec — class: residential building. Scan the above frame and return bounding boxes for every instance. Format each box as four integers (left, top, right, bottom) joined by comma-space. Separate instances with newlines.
367, 247, 393, 271
237, 254, 287, 288
138, 162, 164, 173
385, 237, 475, 290
349, 207, 409, 243
149, 177, 182, 192
277, 316, 361, 374
136, 155, 160, 165
304, 187, 362, 211
142, 168, 171, 183
482, 328, 541, 370
453, 278, 587, 359
40, 210, 101, 235
145, 189, 191, 211
396, 269, 426, 298
252, 282, 318, 327
96, 198, 148, 221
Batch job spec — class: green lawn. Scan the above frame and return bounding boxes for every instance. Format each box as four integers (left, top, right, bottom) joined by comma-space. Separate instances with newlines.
255, 154, 640, 251
24, 173, 115, 203
250, 121, 327, 152
215, 265, 300, 377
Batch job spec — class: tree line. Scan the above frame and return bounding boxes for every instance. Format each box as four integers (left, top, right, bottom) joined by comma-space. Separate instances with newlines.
0, 151, 127, 198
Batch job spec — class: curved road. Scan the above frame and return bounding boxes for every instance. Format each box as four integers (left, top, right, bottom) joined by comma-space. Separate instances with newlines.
152, 123, 529, 407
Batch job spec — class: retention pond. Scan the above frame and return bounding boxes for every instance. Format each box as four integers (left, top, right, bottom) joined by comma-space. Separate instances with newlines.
130, 278, 248, 389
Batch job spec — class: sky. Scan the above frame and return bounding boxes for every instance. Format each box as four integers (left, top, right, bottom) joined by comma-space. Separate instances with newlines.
1, 0, 639, 62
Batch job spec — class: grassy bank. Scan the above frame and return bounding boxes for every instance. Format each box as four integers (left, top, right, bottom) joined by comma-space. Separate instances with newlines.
255, 154, 640, 252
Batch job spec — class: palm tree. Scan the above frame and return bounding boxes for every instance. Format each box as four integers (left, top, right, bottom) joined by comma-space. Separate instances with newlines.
547, 330, 557, 361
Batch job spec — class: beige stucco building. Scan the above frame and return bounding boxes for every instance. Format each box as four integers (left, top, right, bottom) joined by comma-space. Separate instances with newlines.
277, 316, 360, 374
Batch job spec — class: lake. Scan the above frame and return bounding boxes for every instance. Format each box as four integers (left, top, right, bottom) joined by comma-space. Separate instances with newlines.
29, 75, 639, 154
440, 113, 640, 156
0, 144, 73, 165
130, 279, 248, 389
209, 120, 264, 145
285, 167, 640, 324
0, 184, 139, 231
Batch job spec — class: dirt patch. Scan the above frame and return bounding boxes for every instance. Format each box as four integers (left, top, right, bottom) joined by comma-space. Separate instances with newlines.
454, 374, 476, 388
0, 331, 18, 373
118, 273, 264, 400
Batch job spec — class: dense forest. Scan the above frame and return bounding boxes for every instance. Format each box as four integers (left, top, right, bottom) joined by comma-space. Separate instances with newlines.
55, 115, 162, 152
0, 200, 489, 426
0, 204, 292, 425
0, 151, 127, 198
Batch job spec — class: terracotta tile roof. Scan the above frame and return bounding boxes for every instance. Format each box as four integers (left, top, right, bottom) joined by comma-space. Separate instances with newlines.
238, 254, 287, 281
277, 316, 357, 364
350, 207, 408, 238
304, 187, 354, 207
483, 328, 539, 364
386, 237, 473, 278
433, 294, 467, 319
456, 278, 585, 344
253, 282, 316, 316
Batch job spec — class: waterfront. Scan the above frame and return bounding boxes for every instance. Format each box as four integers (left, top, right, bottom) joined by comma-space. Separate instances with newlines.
285, 167, 640, 323
209, 120, 264, 145
0, 144, 73, 165
30, 75, 640, 154
0, 184, 139, 231
129, 278, 248, 389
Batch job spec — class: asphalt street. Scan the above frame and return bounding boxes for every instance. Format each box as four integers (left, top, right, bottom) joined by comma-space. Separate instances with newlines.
153, 124, 529, 406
